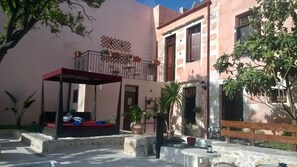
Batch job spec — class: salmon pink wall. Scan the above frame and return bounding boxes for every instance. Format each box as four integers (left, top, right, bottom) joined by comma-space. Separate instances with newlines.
217, 0, 293, 124
155, 2, 217, 136
0, 0, 156, 125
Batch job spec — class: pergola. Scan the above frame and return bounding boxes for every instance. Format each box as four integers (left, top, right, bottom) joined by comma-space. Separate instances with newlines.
40, 68, 122, 138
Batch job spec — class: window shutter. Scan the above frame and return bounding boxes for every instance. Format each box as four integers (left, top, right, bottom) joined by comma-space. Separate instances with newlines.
191, 32, 201, 61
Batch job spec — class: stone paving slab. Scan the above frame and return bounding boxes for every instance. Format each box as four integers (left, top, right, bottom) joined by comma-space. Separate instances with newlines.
0, 137, 182, 167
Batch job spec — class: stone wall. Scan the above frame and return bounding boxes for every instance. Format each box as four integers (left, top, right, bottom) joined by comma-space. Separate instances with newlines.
0, 129, 27, 139
159, 139, 297, 167
21, 132, 132, 153
123, 135, 156, 157
213, 142, 297, 167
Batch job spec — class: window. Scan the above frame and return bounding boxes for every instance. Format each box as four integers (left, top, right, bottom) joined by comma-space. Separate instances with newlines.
236, 12, 253, 44
269, 89, 287, 103
186, 24, 201, 62
72, 89, 78, 103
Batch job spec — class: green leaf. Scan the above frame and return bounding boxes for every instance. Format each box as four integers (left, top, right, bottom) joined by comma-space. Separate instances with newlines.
24, 100, 36, 109
4, 91, 17, 103
23, 91, 37, 105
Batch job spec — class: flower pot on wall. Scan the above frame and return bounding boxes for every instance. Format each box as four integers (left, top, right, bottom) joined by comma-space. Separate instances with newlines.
110, 52, 120, 59
187, 137, 196, 146
74, 51, 82, 57
152, 59, 160, 65
132, 56, 142, 62
131, 123, 144, 134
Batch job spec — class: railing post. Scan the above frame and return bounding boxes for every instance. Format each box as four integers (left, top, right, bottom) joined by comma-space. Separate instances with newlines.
291, 132, 297, 151
226, 127, 231, 143
250, 129, 255, 146
291, 120, 297, 151
155, 112, 164, 159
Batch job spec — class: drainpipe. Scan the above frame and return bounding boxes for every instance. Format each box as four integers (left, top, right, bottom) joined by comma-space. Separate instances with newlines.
206, 0, 211, 138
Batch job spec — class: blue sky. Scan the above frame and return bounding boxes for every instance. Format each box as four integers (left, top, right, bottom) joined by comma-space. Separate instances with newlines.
137, 0, 200, 12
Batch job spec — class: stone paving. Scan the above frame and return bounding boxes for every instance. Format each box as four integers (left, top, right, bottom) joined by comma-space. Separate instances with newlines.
0, 136, 182, 167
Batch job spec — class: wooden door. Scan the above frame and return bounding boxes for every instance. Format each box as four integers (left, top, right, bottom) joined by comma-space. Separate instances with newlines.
123, 85, 138, 130
165, 35, 176, 81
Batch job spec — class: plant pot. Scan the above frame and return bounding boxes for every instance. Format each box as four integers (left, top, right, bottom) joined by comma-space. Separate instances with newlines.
74, 51, 82, 57
152, 59, 160, 65
109, 52, 120, 59
187, 137, 196, 146
132, 56, 142, 62
131, 123, 144, 134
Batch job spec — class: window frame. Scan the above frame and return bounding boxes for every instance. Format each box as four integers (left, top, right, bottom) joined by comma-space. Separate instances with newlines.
72, 89, 79, 103
269, 89, 287, 103
235, 11, 253, 44
186, 23, 201, 62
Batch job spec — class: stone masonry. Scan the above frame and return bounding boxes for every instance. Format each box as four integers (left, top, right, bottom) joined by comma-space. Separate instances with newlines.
20, 132, 132, 153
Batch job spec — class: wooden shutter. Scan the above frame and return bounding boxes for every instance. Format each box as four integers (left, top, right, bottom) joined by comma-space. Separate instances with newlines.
191, 32, 201, 61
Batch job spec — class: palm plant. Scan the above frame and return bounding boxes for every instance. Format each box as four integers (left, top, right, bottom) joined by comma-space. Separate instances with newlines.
4, 90, 37, 128
159, 81, 184, 139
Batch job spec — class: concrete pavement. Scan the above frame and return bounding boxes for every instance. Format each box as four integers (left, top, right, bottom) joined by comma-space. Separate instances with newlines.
0, 137, 182, 167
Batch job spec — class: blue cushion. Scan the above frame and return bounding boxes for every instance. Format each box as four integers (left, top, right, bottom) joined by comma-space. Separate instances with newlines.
72, 121, 82, 126
96, 121, 106, 125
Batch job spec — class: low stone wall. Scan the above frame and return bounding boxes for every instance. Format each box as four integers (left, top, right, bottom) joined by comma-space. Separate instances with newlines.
0, 129, 27, 139
21, 132, 132, 153
213, 142, 297, 167
123, 135, 155, 157
159, 140, 297, 167
160, 146, 210, 167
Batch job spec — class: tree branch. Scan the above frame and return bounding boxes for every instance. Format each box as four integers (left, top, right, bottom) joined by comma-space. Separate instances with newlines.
64, 0, 95, 21
5, 3, 19, 42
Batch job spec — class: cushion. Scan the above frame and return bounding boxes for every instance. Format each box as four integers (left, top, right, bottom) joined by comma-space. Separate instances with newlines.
63, 112, 74, 122
72, 121, 82, 126
63, 116, 71, 122
96, 121, 106, 125
73, 116, 85, 122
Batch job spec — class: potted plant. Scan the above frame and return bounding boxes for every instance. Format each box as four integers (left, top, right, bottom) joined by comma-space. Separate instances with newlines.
122, 105, 152, 134
4, 90, 37, 128
159, 81, 184, 139
185, 123, 196, 146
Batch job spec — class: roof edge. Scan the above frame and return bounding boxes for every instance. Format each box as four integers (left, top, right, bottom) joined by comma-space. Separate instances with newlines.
157, 0, 211, 30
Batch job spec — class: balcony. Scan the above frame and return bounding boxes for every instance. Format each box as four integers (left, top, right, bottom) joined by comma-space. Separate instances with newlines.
73, 50, 166, 81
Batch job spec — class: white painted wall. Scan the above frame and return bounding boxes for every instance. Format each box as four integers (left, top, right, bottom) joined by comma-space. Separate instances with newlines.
83, 79, 164, 129
0, 0, 155, 125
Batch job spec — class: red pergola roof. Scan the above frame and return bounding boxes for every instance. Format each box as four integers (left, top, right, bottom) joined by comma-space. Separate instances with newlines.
43, 68, 122, 85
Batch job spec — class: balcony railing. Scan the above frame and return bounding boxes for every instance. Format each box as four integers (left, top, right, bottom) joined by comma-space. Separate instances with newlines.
73, 50, 166, 81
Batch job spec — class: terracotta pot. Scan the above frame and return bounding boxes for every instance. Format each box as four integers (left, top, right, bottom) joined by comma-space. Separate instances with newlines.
132, 56, 142, 62
131, 123, 144, 134
74, 51, 82, 57
187, 137, 196, 146
152, 59, 160, 65
109, 52, 120, 59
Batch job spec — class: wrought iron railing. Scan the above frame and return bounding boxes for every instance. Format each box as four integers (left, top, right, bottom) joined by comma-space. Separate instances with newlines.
73, 50, 167, 81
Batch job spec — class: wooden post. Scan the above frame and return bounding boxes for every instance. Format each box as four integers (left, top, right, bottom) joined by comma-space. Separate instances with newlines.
226, 127, 231, 143
292, 120, 297, 151
250, 129, 255, 146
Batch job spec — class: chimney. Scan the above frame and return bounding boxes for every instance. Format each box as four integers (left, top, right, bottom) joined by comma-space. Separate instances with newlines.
179, 7, 188, 14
